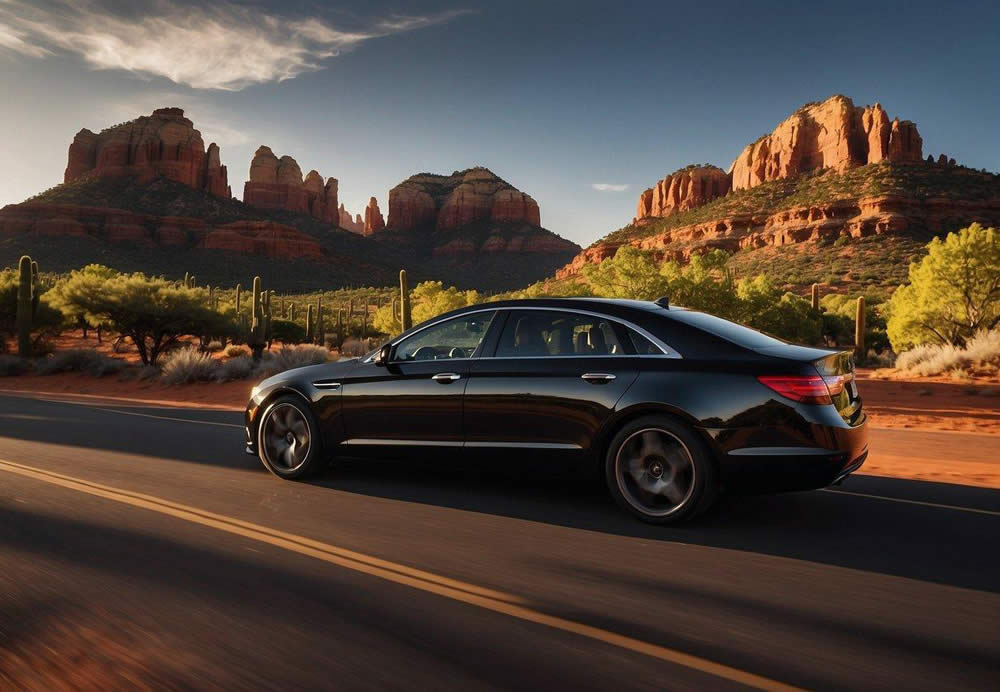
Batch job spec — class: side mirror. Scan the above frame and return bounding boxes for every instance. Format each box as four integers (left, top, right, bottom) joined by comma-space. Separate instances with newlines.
374, 343, 392, 367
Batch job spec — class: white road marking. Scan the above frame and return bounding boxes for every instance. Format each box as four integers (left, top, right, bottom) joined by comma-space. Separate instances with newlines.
821, 488, 1000, 516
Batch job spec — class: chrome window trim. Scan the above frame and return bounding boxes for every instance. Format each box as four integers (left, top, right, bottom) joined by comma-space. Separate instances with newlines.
363, 305, 682, 362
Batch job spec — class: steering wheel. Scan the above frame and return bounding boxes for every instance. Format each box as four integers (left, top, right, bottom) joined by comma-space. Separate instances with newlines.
448, 347, 467, 359
412, 346, 437, 361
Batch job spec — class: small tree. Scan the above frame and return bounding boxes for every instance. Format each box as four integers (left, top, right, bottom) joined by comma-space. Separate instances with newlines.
887, 224, 1000, 350
48, 270, 234, 366
583, 246, 669, 300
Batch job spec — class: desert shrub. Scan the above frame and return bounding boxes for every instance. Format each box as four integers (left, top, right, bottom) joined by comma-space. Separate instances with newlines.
160, 346, 218, 384
269, 319, 306, 345
833, 235, 850, 247
339, 337, 372, 358
215, 355, 256, 382
887, 224, 1000, 350
34, 349, 127, 377
205, 340, 224, 352
47, 268, 236, 365
0, 355, 29, 376
894, 329, 1000, 376
259, 344, 331, 375
224, 344, 249, 358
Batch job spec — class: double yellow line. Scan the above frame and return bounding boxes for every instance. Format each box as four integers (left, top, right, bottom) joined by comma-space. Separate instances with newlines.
0, 457, 799, 691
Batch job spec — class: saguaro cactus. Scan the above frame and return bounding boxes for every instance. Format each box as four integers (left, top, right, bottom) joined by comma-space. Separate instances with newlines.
399, 269, 411, 331
30, 261, 40, 317
316, 296, 325, 345
16, 255, 33, 357
263, 291, 273, 344
811, 283, 820, 311
184, 272, 190, 288
235, 283, 242, 313
249, 276, 265, 360
855, 296, 866, 356
289, 302, 296, 321
306, 304, 315, 342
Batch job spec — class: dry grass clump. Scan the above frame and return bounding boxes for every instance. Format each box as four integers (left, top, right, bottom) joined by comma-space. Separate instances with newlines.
34, 349, 127, 377
224, 344, 249, 358
0, 355, 29, 376
895, 330, 1000, 377
259, 344, 331, 375
215, 355, 255, 382
160, 346, 217, 384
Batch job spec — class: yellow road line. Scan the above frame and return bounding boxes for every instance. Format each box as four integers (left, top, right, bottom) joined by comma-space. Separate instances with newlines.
0, 457, 798, 691
821, 488, 1000, 516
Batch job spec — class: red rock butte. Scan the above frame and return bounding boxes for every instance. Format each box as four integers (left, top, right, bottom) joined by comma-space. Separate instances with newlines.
387, 167, 541, 231
243, 146, 339, 225
64, 107, 231, 199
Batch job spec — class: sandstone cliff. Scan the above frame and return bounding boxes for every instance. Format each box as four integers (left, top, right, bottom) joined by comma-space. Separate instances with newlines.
243, 147, 339, 224
729, 95, 922, 191
364, 197, 385, 235
387, 167, 541, 231
635, 165, 730, 223
338, 204, 366, 234
64, 108, 231, 199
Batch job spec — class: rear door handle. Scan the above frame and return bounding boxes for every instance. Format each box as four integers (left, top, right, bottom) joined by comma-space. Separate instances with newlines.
581, 373, 616, 383
432, 373, 461, 383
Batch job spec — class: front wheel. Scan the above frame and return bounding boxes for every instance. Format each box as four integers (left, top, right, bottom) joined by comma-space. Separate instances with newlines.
605, 416, 717, 524
257, 396, 326, 479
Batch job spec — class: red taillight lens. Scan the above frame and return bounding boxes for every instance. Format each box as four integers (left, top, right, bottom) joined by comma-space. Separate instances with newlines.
757, 375, 835, 404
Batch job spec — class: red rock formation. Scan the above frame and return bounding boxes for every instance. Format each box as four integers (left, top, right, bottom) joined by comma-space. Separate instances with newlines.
0, 203, 326, 260
634, 166, 730, 223
387, 167, 542, 231
242, 147, 309, 214
364, 197, 385, 234
337, 204, 365, 234
730, 96, 924, 191
243, 147, 342, 223
63, 108, 231, 199
556, 189, 1000, 279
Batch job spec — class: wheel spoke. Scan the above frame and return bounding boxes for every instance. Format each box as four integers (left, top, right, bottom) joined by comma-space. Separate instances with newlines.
640, 430, 666, 458
661, 480, 686, 505
616, 427, 696, 517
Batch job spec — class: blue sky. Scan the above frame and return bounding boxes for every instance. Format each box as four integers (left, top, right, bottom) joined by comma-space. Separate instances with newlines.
1, 0, 998, 246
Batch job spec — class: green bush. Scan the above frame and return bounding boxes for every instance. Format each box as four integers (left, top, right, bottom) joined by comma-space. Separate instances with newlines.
269, 318, 307, 345
887, 224, 1000, 350
47, 267, 236, 365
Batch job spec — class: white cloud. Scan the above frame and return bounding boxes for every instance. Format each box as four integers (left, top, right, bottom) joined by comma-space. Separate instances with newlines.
591, 183, 629, 192
0, 1, 471, 91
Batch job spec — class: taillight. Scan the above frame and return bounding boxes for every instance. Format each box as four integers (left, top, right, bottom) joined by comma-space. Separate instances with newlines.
757, 375, 840, 405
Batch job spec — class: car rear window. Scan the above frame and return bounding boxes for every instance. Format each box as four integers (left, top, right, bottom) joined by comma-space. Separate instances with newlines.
667, 310, 786, 349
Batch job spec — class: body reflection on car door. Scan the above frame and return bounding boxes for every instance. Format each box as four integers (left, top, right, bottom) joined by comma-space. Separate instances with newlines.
339, 310, 498, 457
464, 309, 640, 465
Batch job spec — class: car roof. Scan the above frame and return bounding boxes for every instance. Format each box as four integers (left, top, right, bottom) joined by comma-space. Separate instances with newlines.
452, 297, 682, 316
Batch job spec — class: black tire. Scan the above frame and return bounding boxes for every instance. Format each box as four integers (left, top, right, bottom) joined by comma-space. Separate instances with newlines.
257, 395, 326, 480
604, 415, 717, 524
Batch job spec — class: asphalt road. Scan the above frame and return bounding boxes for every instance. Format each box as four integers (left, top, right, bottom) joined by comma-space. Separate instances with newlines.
0, 394, 998, 690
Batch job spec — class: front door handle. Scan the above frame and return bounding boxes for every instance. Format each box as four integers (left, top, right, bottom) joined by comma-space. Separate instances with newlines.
581, 373, 616, 383
432, 373, 461, 383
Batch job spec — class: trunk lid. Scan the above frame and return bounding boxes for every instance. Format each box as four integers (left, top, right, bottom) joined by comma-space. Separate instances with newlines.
756, 345, 862, 424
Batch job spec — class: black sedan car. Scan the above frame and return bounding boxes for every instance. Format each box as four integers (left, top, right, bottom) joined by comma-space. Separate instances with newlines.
245, 298, 868, 524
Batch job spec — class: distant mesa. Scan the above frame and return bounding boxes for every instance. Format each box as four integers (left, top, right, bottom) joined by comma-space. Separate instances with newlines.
64, 107, 231, 199
338, 203, 365, 234
387, 167, 541, 231
635, 165, 731, 223
243, 146, 339, 225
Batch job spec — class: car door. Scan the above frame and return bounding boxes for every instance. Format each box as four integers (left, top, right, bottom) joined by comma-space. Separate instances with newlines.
463, 309, 641, 464
339, 310, 498, 456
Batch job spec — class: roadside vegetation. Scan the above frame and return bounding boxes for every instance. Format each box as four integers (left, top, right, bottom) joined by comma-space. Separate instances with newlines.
1, 224, 996, 383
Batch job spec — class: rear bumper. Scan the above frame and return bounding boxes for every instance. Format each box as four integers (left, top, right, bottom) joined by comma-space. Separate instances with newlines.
707, 417, 869, 493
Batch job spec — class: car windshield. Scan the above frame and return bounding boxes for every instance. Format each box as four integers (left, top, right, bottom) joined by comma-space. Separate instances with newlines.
667, 310, 787, 349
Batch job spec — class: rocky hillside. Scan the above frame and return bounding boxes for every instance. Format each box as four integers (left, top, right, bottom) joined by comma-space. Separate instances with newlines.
559, 95, 1000, 293
0, 109, 579, 291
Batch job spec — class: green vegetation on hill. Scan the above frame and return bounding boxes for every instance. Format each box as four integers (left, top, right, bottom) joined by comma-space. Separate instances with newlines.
601, 163, 1000, 246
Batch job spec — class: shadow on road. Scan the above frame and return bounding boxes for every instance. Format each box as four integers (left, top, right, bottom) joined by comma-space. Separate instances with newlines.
313, 457, 1000, 593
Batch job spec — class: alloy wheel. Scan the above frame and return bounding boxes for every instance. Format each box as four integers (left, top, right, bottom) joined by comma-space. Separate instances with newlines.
615, 428, 696, 517
262, 403, 312, 471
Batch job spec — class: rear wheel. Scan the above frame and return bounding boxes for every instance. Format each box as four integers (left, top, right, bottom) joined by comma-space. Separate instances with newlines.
605, 416, 717, 524
257, 396, 326, 479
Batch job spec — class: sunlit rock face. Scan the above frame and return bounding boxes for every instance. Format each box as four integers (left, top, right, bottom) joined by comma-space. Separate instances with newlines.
64, 107, 231, 199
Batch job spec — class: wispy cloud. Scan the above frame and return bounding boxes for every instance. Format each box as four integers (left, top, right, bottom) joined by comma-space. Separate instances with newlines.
0, 1, 472, 90
591, 183, 629, 192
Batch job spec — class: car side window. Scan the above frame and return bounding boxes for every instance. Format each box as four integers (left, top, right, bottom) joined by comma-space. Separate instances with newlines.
393, 312, 496, 362
629, 329, 663, 355
494, 310, 626, 357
